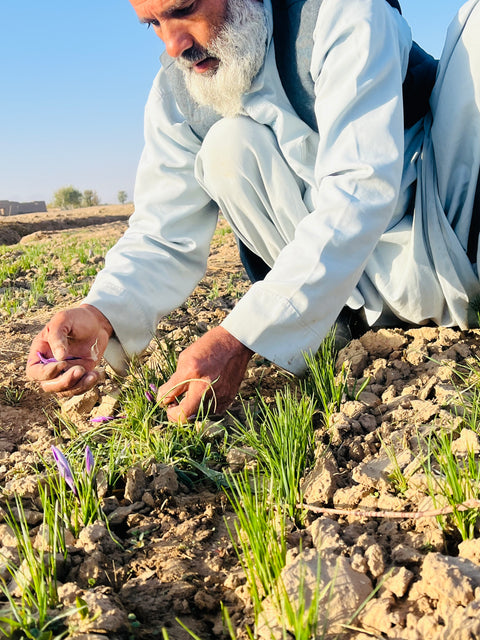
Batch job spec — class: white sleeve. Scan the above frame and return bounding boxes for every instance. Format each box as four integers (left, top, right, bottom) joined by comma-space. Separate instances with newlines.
221, 0, 412, 374
84, 69, 219, 370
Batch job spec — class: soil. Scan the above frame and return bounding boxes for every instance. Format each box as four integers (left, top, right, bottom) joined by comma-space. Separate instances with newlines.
1, 205, 480, 640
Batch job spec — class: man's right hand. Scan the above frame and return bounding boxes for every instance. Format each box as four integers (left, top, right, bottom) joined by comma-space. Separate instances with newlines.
26, 304, 113, 397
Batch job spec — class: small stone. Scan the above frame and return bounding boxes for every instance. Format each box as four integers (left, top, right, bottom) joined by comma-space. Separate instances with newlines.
149, 463, 179, 495
381, 566, 414, 598
194, 589, 218, 611
107, 502, 144, 526
336, 339, 369, 377
226, 446, 257, 472
309, 517, 345, 555
359, 329, 408, 358
61, 388, 100, 420
142, 492, 155, 507
77, 522, 120, 554
391, 544, 423, 565
365, 543, 385, 578
417, 552, 480, 608
302, 453, 338, 505
124, 465, 146, 504
0, 524, 17, 548
451, 428, 480, 454
459, 538, 480, 566
351, 553, 368, 574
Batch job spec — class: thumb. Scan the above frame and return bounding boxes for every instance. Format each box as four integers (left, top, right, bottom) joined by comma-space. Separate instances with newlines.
47, 322, 71, 362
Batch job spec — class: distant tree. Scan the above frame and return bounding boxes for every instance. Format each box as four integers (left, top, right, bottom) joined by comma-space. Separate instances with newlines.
118, 190, 128, 205
82, 189, 100, 207
51, 186, 83, 210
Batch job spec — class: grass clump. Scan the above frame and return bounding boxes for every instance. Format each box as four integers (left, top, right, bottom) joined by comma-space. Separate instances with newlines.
301, 329, 368, 424
231, 386, 316, 519
0, 494, 76, 639
226, 470, 325, 639
422, 429, 480, 540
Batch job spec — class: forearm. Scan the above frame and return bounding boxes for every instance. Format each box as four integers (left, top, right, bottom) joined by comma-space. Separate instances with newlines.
83, 68, 219, 364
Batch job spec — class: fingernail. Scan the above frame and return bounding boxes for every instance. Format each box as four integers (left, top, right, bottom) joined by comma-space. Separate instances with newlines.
84, 373, 97, 386
71, 368, 84, 382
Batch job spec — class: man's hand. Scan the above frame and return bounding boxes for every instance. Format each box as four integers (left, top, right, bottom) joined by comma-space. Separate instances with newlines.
156, 326, 254, 423
26, 304, 113, 397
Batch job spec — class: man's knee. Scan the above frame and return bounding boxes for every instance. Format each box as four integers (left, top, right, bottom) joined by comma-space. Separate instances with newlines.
195, 116, 275, 190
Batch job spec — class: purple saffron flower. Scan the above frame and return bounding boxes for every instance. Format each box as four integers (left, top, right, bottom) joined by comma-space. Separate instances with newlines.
90, 416, 116, 423
85, 446, 94, 476
37, 351, 81, 365
145, 383, 158, 402
51, 446, 77, 495
37, 352, 57, 364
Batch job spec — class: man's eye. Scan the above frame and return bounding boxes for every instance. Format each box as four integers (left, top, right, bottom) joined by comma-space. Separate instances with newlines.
145, 19, 160, 28
174, 3, 195, 17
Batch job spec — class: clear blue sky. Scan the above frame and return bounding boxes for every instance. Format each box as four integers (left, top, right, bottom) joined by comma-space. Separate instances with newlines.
0, 0, 467, 205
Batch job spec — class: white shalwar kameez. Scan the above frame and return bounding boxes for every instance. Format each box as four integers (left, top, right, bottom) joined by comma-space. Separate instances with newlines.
84, 0, 480, 375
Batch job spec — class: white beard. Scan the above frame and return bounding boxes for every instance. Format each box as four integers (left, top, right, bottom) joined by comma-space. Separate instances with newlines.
177, 0, 268, 118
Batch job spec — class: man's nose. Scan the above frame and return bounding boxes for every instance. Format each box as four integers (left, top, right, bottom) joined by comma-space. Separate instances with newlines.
162, 21, 194, 58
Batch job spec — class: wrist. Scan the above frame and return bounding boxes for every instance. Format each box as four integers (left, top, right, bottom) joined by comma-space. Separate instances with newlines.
214, 326, 254, 358
79, 304, 114, 339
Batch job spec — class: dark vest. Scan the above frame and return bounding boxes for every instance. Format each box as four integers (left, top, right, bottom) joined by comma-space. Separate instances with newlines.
161, 0, 438, 138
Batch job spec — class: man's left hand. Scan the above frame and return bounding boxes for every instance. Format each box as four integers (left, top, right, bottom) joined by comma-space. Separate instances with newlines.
156, 326, 254, 423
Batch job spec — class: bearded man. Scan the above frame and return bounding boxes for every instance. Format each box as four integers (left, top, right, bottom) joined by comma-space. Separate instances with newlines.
27, 0, 480, 422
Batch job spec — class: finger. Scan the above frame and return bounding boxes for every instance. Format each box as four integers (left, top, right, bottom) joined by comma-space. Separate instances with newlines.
39, 366, 98, 396
165, 393, 200, 424
54, 370, 102, 398
165, 381, 215, 423
156, 376, 189, 407
26, 359, 75, 382
45, 317, 72, 362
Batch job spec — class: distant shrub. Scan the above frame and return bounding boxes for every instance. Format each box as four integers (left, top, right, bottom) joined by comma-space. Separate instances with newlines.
51, 185, 83, 210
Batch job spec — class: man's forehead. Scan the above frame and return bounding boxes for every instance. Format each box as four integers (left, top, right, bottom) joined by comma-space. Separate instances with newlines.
129, 0, 164, 13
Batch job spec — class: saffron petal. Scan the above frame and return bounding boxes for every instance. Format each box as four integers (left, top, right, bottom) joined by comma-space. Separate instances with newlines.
51, 446, 77, 494
37, 351, 82, 365
85, 446, 94, 475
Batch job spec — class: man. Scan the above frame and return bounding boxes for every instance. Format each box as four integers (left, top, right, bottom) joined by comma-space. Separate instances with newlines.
27, 0, 480, 422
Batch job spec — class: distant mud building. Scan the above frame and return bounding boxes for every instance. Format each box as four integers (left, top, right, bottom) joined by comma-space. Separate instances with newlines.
0, 200, 47, 216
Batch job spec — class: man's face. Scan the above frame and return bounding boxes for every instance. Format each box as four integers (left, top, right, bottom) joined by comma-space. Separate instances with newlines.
131, 0, 268, 118
129, 0, 228, 74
